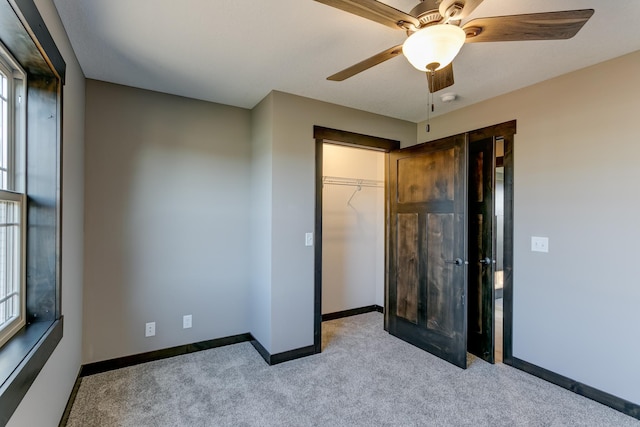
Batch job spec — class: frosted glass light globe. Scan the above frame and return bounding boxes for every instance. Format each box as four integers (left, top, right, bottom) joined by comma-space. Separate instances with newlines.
402, 24, 466, 71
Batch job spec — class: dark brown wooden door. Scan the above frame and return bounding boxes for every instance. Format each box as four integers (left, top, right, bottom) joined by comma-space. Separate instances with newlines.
467, 137, 496, 363
388, 134, 468, 369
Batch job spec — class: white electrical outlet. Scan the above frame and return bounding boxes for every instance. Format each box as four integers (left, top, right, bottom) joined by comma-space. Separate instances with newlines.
305, 232, 313, 247
145, 322, 156, 337
531, 236, 549, 253
183, 314, 192, 329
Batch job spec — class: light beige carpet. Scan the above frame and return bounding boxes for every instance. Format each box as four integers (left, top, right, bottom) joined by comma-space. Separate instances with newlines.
66, 312, 639, 426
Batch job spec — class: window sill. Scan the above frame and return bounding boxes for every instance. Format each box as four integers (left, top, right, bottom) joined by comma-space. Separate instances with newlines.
0, 317, 63, 425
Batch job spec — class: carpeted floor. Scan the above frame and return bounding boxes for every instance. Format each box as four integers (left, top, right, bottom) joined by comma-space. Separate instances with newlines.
66, 312, 639, 426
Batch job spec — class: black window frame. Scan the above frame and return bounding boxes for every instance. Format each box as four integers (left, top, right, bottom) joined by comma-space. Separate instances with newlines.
0, 0, 65, 424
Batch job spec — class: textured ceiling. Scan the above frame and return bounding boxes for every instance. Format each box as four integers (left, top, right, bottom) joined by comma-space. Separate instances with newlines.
53, 0, 640, 122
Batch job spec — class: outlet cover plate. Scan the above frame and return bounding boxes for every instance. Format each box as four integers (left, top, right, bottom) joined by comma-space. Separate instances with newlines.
531, 236, 549, 253
145, 322, 156, 337
183, 315, 192, 329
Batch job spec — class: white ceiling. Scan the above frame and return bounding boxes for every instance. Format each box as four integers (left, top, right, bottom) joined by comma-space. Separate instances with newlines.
53, 0, 640, 123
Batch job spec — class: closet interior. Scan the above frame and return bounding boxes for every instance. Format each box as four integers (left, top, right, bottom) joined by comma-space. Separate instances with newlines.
321, 144, 385, 316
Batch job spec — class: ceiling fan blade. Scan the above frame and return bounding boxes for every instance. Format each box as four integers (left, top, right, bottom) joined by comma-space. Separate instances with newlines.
315, 0, 419, 30
463, 9, 594, 43
439, 0, 484, 21
426, 63, 455, 93
328, 45, 403, 81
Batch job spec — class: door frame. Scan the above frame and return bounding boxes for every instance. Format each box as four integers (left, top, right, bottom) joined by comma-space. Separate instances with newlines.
467, 135, 497, 363
467, 120, 516, 364
313, 126, 400, 353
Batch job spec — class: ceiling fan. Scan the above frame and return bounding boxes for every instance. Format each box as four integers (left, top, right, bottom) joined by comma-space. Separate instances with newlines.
315, 0, 594, 93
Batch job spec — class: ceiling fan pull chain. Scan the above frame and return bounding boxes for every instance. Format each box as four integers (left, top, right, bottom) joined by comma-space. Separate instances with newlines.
425, 99, 430, 133
425, 85, 430, 133
425, 99, 431, 132
426, 70, 436, 133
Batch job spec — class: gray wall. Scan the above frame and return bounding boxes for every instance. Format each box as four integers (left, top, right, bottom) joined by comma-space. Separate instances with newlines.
249, 93, 274, 351
7, 0, 85, 425
83, 80, 252, 363
416, 51, 640, 405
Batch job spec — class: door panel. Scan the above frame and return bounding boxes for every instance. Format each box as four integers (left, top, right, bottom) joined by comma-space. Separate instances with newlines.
397, 150, 455, 203
426, 213, 455, 336
467, 137, 496, 363
396, 213, 419, 324
388, 134, 468, 369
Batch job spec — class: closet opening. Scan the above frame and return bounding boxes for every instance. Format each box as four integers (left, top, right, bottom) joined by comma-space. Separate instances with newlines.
313, 126, 400, 353
321, 145, 385, 325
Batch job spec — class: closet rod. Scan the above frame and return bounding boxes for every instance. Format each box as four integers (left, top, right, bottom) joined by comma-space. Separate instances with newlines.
322, 175, 384, 188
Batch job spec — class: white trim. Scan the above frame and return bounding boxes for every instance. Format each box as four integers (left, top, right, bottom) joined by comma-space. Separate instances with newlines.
0, 42, 26, 348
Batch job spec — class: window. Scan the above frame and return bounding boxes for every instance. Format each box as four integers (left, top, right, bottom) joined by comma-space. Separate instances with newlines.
0, 46, 26, 348
0, 0, 65, 422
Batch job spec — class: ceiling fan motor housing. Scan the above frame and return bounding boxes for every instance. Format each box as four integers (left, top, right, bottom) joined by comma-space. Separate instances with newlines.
410, 0, 443, 27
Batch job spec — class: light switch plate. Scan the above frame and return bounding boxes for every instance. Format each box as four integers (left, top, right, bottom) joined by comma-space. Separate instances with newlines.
305, 232, 313, 247
531, 236, 549, 253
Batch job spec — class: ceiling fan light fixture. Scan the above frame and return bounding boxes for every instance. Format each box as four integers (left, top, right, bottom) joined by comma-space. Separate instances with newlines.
402, 24, 466, 72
